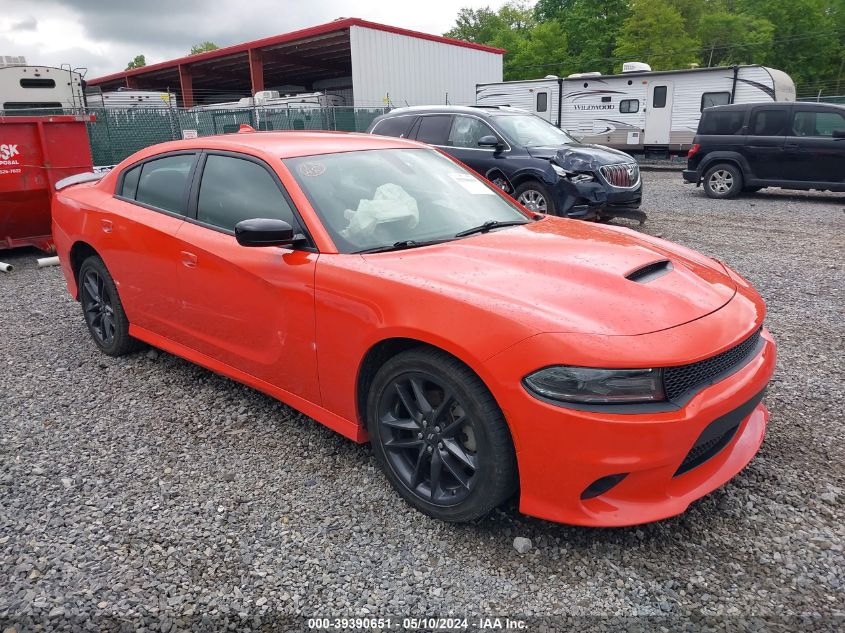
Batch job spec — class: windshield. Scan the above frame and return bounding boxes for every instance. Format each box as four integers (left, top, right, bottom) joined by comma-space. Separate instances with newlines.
284, 148, 529, 253
494, 114, 578, 147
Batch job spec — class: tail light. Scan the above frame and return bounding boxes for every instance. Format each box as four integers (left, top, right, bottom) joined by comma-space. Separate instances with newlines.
687, 143, 700, 159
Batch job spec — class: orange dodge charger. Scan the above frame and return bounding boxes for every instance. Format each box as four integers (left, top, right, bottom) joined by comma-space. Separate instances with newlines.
52, 130, 775, 527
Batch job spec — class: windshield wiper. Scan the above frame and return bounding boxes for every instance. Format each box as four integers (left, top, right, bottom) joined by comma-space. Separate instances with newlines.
354, 239, 450, 254
454, 220, 529, 238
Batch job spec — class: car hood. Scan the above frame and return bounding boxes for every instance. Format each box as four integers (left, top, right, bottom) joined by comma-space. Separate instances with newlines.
526, 144, 635, 169
361, 219, 736, 336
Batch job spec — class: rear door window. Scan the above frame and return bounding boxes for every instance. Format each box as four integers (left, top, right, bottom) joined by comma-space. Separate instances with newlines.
653, 86, 667, 108
414, 115, 452, 146
371, 116, 416, 138
134, 154, 196, 215
750, 108, 789, 136
536, 92, 548, 113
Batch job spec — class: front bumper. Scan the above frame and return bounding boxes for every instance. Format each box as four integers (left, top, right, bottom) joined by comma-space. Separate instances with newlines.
555, 179, 643, 220
483, 323, 776, 527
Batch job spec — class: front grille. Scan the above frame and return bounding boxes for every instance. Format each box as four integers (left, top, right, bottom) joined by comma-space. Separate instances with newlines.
664, 328, 763, 401
675, 423, 740, 476
600, 163, 639, 187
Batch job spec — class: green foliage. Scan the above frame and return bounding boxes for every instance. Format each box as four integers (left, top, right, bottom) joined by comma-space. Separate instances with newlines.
614, 0, 699, 70
445, 0, 845, 97
125, 54, 146, 70
189, 41, 220, 55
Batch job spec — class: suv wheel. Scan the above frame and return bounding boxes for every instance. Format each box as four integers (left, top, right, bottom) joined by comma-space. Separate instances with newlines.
514, 180, 557, 215
367, 348, 517, 522
703, 163, 743, 199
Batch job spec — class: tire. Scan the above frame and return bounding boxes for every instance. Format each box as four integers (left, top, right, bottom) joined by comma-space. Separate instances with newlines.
366, 347, 517, 522
514, 180, 557, 215
78, 256, 141, 357
703, 163, 743, 199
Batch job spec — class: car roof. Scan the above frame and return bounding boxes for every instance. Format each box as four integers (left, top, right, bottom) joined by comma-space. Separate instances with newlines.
379, 105, 527, 118
134, 130, 426, 159
705, 101, 845, 113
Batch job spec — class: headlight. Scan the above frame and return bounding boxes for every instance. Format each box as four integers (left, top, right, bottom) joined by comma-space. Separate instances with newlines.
551, 163, 595, 183
523, 366, 665, 404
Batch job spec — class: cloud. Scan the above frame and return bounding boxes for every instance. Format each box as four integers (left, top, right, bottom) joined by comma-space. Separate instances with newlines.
1, 0, 507, 78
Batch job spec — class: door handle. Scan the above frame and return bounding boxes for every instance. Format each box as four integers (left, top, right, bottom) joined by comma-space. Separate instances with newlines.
101, 219, 113, 233
180, 251, 197, 268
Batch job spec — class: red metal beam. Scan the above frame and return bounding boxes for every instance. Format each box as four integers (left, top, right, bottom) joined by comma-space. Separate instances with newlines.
178, 64, 194, 108
248, 48, 264, 94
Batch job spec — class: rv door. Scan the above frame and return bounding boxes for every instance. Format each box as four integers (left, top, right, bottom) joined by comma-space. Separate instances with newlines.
534, 89, 552, 122
644, 82, 674, 145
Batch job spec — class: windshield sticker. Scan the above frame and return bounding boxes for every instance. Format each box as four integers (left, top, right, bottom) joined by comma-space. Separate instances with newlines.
448, 172, 495, 195
298, 161, 326, 177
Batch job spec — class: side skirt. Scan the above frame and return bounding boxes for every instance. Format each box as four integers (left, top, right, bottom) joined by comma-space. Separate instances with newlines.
129, 324, 368, 443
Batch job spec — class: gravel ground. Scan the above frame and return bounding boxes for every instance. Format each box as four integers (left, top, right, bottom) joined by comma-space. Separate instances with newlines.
1, 172, 843, 631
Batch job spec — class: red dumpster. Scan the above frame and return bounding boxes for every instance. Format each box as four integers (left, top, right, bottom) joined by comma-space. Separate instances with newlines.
0, 114, 95, 252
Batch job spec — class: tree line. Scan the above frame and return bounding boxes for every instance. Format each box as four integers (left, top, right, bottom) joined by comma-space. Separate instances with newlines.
444, 0, 845, 97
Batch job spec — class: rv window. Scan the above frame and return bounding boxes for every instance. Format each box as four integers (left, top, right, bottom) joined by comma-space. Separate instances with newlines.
652, 86, 667, 108
701, 92, 731, 111
699, 110, 745, 135
415, 115, 452, 146
620, 99, 639, 114
2, 102, 64, 111
750, 108, 789, 136
536, 92, 548, 113
19, 78, 57, 89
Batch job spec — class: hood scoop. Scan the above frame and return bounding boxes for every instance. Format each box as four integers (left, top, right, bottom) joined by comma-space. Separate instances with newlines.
626, 259, 673, 284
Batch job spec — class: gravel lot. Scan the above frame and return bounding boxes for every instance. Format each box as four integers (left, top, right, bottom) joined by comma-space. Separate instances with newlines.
1, 172, 843, 631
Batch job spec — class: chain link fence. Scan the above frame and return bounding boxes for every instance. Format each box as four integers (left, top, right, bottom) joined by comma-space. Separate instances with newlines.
1, 106, 389, 167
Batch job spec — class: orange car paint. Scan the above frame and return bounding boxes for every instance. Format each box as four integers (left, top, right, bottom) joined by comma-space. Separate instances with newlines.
52, 131, 775, 526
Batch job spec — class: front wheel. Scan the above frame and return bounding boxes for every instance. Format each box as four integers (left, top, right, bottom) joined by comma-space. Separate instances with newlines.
367, 348, 517, 522
703, 163, 743, 199
78, 256, 141, 356
514, 180, 557, 215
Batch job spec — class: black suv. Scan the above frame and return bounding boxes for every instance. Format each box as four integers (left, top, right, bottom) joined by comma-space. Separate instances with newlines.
684, 101, 845, 198
367, 106, 642, 221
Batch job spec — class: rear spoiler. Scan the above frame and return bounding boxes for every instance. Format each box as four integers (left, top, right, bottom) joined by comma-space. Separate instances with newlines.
55, 170, 109, 191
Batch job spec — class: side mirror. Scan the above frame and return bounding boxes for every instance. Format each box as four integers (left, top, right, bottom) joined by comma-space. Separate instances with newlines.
234, 218, 303, 247
833, 129, 845, 139
478, 135, 503, 151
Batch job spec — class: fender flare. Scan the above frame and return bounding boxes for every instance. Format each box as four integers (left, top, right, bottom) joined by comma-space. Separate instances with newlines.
697, 151, 752, 180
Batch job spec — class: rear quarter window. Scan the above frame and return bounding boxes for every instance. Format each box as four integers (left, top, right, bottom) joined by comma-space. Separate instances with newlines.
698, 110, 745, 135
371, 116, 416, 138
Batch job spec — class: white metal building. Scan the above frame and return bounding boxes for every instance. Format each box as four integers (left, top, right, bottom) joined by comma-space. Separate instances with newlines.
87, 18, 504, 108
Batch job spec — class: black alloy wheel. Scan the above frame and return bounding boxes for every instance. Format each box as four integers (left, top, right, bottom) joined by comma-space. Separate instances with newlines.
378, 372, 478, 505
78, 256, 141, 356
367, 348, 517, 522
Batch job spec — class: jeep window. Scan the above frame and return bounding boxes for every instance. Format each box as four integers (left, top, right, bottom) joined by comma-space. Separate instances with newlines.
701, 92, 731, 111
699, 110, 745, 135
792, 110, 845, 137
536, 92, 548, 113
620, 99, 639, 114
652, 86, 667, 108
494, 114, 577, 147
449, 116, 498, 148
750, 108, 789, 136
414, 115, 452, 145
372, 116, 415, 138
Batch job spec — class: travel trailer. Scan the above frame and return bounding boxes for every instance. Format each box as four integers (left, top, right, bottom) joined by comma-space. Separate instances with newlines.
85, 87, 176, 109
0, 64, 85, 111
476, 64, 796, 153
196, 90, 345, 111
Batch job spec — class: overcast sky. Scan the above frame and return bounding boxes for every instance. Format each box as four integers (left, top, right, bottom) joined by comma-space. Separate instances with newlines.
0, 0, 508, 80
